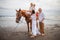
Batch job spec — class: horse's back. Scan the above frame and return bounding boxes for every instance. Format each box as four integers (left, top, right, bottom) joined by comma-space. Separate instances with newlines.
21, 10, 26, 12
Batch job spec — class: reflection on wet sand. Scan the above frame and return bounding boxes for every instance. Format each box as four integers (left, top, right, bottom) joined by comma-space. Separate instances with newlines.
0, 17, 60, 40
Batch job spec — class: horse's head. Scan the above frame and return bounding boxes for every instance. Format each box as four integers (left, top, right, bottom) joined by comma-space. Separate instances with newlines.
16, 9, 22, 23
16, 9, 31, 23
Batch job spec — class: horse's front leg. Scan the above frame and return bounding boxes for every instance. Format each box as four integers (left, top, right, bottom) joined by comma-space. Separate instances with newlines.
27, 22, 29, 33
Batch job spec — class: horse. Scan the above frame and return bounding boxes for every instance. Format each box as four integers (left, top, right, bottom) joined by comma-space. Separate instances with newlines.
16, 9, 32, 33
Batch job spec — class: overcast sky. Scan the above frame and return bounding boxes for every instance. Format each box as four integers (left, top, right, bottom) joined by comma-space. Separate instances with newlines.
0, 0, 60, 17
0, 0, 60, 10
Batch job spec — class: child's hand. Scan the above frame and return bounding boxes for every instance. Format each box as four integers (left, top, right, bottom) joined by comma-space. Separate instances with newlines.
41, 18, 44, 23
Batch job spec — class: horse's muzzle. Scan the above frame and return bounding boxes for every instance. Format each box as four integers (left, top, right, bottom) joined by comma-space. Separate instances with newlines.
16, 18, 19, 23
16, 20, 19, 23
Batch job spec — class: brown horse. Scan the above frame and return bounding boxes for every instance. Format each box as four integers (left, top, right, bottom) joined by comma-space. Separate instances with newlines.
16, 9, 32, 33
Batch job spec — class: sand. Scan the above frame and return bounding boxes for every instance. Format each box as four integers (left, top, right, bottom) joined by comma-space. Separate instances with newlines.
0, 17, 60, 40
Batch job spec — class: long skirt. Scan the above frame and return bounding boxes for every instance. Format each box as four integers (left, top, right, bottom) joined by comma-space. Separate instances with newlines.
32, 21, 40, 36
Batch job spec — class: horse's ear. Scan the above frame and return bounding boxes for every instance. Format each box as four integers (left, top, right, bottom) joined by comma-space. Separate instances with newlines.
16, 10, 18, 12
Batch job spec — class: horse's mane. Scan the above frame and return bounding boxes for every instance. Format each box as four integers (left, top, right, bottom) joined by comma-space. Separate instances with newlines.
21, 10, 26, 12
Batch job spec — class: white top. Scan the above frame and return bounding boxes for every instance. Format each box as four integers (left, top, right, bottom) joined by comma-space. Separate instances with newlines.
29, 6, 35, 10
39, 12, 44, 22
31, 14, 36, 21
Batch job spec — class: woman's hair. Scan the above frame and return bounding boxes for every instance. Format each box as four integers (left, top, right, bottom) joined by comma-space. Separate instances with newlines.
32, 10, 35, 14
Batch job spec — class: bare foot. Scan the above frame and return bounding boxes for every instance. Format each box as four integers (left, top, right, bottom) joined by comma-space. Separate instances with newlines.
30, 35, 36, 38
28, 32, 32, 36
41, 34, 45, 36
37, 33, 41, 36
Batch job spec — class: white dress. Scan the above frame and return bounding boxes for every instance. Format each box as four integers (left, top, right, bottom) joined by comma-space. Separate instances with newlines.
31, 14, 40, 36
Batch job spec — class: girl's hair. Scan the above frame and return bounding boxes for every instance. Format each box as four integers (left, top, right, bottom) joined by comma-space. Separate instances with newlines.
32, 10, 35, 14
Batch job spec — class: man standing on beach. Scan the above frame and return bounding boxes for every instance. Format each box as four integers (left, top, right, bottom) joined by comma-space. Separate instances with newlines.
38, 8, 45, 36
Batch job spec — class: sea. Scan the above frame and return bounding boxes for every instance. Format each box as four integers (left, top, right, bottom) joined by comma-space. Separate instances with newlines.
0, 8, 60, 27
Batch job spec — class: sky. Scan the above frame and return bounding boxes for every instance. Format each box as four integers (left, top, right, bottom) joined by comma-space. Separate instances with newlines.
0, 0, 60, 10
0, 0, 60, 17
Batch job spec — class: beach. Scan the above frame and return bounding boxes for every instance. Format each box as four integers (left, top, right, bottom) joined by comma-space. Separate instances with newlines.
0, 0, 60, 40
0, 17, 60, 40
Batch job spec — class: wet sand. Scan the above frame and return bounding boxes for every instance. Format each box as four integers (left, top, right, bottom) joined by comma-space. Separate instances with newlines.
0, 17, 60, 40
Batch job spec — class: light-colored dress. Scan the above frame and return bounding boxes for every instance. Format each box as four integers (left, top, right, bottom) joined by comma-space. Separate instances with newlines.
31, 14, 40, 36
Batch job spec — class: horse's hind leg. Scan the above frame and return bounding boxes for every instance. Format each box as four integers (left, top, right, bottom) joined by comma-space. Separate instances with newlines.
30, 21, 32, 32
